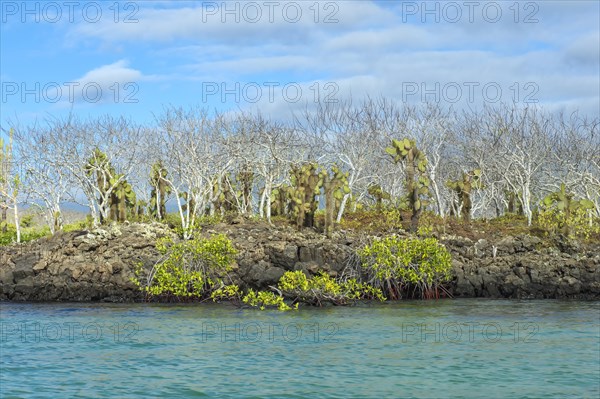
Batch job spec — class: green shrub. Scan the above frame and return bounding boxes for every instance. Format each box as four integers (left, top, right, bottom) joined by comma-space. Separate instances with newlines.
0, 223, 51, 246
359, 236, 452, 299
242, 289, 294, 311
19, 215, 35, 228
278, 270, 385, 306
63, 216, 94, 232
340, 207, 404, 232
198, 213, 224, 226
537, 207, 599, 240
21, 226, 51, 242
132, 234, 239, 301
244, 270, 385, 311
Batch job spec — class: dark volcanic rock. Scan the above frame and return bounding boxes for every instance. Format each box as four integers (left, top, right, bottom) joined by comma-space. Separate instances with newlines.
445, 235, 600, 300
1, 222, 599, 302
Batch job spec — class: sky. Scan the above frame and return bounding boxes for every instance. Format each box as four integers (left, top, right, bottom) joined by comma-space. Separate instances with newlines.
1, 0, 599, 130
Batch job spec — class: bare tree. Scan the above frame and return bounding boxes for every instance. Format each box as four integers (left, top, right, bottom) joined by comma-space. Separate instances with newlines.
155, 106, 234, 238
483, 105, 555, 225
0, 128, 21, 241
35, 115, 143, 226
13, 123, 71, 233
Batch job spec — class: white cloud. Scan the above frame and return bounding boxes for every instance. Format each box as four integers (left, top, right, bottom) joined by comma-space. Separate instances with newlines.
59, 1, 600, 118
44, 60, 144, 106
77, 60, 143, 86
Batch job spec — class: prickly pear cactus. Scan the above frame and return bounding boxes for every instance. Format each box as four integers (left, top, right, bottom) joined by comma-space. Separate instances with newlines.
321, 165, 350, 237
289, 163, 323, 229
149, 161, 171, 220
385, 138, 430, 232
446, 169, 483, 221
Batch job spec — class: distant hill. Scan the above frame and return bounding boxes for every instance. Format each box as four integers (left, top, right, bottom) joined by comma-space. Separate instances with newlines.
6, 202, 89, 227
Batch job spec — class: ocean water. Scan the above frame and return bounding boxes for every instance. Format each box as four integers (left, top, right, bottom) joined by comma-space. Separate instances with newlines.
1, 299, 598, 399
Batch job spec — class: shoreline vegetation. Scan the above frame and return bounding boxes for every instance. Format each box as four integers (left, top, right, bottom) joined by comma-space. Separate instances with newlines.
1, 214, 599, 305
1, 101, 599, 305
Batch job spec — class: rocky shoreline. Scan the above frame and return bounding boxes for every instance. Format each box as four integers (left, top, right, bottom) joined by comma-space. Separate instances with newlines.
1, 222, 598, 302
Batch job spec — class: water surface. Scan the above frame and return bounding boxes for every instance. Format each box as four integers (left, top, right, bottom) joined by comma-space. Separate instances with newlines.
1, 299, 599, 398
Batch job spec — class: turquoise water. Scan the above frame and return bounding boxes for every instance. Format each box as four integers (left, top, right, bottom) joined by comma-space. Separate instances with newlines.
1, 300, 598, 398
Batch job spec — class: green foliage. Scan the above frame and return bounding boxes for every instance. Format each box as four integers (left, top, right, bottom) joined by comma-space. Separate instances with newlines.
212, 175, 236, 213
359, 236, 452, 299
288, 163, 323, 229
236, 163, 254, 214
243, 269, 385, 311
242, 289, 294, 311
112, 177, 136, 222
195, 213, 223, 226
386, 138, 430, 232
321, 164, 350, 237
538, 201, 598, 240
132, 234, 239, 301
417, 211, 444, 237
538, 184, 597, 238
340, 207, 403, 232
210, 284, 242, 302
447, 169, 483, 221
278, 270, 385, 306
270, 185, 291, 217
19, 214, 35, 228
163, 212, 183, 229
367, 184, 391, 210
63, 216, 94, 232
149, 161, 171, 220
85, 148, 136, 223
0, 223, 51, 246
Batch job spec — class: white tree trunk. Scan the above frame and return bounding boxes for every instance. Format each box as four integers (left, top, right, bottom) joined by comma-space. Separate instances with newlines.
13, 203, 20, 243
336, 193, 350, 223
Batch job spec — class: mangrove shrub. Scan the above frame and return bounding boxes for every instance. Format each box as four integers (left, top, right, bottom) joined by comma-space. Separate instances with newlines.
132, 234, 239, 301
359, 236, 452, 299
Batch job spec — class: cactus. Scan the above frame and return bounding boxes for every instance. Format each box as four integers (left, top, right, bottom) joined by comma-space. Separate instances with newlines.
84, 149, 138, 223
505, 190, 523, 215
85, 149, 113, 224
367, 184, 391, 211
213, 175, 236, 214
320, 165, 350, 237
237, 163, 254, 215
289, 163, 323, 229
541, 183, 594, 234
135, 200, 147, 217
446, 169, 483, 221
385, 138, 430, 232
111, 176, 136, 222
180, 191, 197, 219
270, 185, 291, 216
149, 161, 171, 220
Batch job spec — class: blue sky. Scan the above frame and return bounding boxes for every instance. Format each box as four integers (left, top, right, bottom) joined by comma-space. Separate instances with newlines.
1, 0, 599, 129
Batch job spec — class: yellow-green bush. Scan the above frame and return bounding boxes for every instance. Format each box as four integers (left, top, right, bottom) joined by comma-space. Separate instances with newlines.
242, 289, 294, 311
243, 270, 385, 310
0, 223, 51, 245
359, 236, 452, 299
537, 207, 599, 240
132, 234, 239, 301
